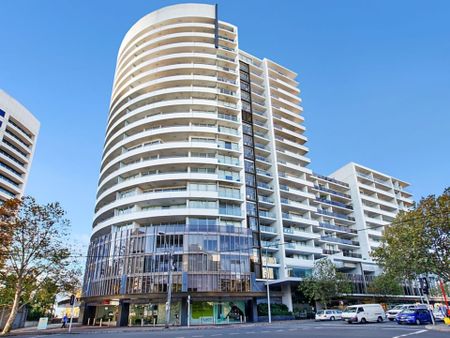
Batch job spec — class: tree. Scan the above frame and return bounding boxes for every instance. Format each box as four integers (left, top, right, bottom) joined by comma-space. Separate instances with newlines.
372, 187, 450, 282
367, 272, 403, 297
0, 196, 80, 335
0, 199, 21, 270
298, 259, 352, 309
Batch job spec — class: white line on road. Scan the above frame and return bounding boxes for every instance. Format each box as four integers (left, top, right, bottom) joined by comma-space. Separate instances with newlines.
392, 329, 427, 338
210, 334, 223, 337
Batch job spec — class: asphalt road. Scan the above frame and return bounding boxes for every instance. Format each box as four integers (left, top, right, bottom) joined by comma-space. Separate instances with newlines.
18, 320, 448, 338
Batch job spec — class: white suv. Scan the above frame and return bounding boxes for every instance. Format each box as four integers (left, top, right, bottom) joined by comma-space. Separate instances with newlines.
386, 304, 418, 321
315, 309, 343, 321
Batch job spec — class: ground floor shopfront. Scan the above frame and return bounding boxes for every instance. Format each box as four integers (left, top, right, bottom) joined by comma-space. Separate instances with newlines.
81, 294, 261, 327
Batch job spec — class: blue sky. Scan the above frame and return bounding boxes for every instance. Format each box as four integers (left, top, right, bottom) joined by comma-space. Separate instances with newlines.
1, 0, 449, 248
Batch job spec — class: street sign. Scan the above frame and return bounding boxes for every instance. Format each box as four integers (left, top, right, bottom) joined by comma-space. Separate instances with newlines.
69, 295, 76, 306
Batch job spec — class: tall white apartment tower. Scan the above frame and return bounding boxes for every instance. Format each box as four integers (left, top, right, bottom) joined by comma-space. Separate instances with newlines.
0, 90, 40, 201
82, 3, 316, 325
331, 163, 414, 267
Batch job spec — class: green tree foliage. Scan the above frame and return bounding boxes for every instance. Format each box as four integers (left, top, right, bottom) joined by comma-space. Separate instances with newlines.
367, 272, 403, 297
372, 187, 450, 282
298, 259, 352, 308
0, 197, 80, 335
0, 199, 20, 270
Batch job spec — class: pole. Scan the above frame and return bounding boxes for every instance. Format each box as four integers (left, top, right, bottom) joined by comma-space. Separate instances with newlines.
165, 251, 173, 329
188, 295, 191, 327
68, 302, 75, 333
423, 276, 435, 325
265, 246, 271, 324
359, 262, 367, 294
439, 280, 450, 316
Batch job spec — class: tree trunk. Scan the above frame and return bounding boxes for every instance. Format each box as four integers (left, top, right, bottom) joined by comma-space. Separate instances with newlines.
1, 286, 21, 335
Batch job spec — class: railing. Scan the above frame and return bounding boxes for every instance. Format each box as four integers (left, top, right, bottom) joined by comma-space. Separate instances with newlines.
258, 196, 274, 204
312, 173, 349, 187
319, 222, 357, 234
259, 210, 276, 219
342, 251, 362, 258
321, 236, 359, 246
317, 209, 356, 221
323, 249, 340, 255
316, 198, 353, 210
314, 185, 351, 199
257, 182, 273, 190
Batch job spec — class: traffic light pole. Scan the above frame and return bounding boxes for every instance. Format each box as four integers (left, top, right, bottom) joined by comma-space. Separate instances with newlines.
68, 295, 75, 333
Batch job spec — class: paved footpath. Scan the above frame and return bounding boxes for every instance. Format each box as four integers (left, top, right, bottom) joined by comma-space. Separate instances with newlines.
6, 320, 450, 338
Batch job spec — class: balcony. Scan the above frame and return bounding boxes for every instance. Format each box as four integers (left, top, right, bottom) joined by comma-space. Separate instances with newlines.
320, 236, 359, 247
317, 209, 355, 222
316, 198, 353, 210
313, 173, 349, 188
319, 222, 357, 234
314, 185, 351, 199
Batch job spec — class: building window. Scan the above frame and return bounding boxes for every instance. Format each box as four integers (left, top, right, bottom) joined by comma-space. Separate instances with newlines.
0, 109, 5, 117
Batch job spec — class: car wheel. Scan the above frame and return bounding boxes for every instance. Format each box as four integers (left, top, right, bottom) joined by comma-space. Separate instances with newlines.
330, 316, 335, 321
415, 319, 421, 325
377, 316, 383, 323
360, 318, 367, 324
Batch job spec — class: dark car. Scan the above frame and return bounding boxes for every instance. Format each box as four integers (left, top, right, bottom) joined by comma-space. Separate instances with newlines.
396, 308, 433, 325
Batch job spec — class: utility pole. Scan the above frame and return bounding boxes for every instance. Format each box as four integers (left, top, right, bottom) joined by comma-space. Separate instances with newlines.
187, 295, 191, 327
68, 295, 76, 333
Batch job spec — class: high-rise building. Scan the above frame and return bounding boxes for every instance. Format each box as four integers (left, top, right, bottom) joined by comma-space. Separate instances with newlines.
330, 162, 414, 262
81, 4, 417, 326
82, 3, 317, 325
0, 90, 40, 201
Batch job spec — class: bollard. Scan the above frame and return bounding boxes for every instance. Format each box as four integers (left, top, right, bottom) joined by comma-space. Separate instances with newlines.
240, 315, 243, 323
153, 318, 156, 327
87, 318, 91, 326
99, 318, 103, 327
108, 319, 111, 327
244, 316, 247, 323
141, 318, 144, 327
93, 318, 96, 326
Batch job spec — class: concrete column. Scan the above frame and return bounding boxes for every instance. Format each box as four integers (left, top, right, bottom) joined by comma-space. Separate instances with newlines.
180, 297, 188, 326
281, 284, 293, 312
117, 301, 130, 327
246, 299, 258, 322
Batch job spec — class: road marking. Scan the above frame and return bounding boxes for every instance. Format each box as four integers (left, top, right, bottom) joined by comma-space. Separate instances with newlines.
392, 329, 427, 338
210, 334, 223, 337
229, 333, 239, 336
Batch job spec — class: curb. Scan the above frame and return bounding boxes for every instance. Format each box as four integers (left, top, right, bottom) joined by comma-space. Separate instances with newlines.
425, 324, 450, 332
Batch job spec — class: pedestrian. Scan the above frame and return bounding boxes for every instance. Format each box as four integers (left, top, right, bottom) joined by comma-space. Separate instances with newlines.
61, 314, 68, 328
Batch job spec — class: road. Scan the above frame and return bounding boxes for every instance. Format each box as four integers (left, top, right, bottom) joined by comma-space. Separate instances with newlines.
18, 320, 448, 338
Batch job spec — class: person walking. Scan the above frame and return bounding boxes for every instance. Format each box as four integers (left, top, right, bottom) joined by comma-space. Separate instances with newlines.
61, 314, 68, 328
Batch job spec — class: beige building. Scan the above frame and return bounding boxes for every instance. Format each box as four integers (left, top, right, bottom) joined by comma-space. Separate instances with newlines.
0, 90, 40, 201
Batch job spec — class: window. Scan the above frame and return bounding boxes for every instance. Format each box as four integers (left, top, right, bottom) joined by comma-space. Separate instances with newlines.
245, 174, 255, 187
244, 160, 255, 174
246, 202, 257, 216
243, 123, 253, 136
191, 167, 215, 174
243, 134, 253, 147
0, 109, 5, 117
244, 146, 254, 159
246, 187, 256, 201
189, 200, 216, 209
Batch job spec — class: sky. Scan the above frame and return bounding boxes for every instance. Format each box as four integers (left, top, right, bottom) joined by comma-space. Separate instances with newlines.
1, 0, 449, 251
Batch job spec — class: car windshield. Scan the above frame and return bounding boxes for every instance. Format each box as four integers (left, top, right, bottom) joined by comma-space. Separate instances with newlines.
316, 311, 324, 315
344, 307, 357, 313
392, 305, 404, 310
402, 310, 416, 315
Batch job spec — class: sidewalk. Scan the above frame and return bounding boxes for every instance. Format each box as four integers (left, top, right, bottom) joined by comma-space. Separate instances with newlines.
7, 321, 283, 336
425, 323, 450, 332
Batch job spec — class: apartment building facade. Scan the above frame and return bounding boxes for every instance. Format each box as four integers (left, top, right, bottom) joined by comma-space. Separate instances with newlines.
0, 90, 40, 201
81, 4, 415, 326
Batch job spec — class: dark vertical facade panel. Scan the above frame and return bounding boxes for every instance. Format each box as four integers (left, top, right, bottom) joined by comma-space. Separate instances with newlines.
214, 4, 219, 48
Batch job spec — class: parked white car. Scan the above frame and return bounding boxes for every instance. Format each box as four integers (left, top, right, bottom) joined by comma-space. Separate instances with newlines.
342, 304, 386, 324
315, 309, 343, 321
387, 304, 418, 321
